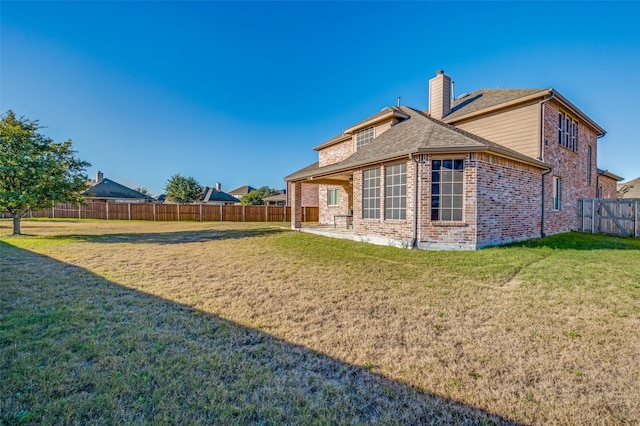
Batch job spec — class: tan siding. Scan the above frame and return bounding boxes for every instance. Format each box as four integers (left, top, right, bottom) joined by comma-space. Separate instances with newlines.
454, 103, 540, 158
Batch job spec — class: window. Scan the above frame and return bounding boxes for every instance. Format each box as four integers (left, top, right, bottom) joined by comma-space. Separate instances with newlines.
553, 176, 561, 210
327, 188, 339, 206
558, 112, 578, 152
362, 168, 380, 219
356, 126, 374, 150
385, 163, 406, 220
431, 159, 464, 221
587, 146, 592, 185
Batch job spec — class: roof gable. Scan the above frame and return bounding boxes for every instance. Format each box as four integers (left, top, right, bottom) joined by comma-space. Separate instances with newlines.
285, 106, 548, 182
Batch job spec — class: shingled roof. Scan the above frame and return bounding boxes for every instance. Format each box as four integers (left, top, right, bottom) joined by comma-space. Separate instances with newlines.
285, 105, 549, 182
84, 178, 153, 201
444, 89, 547, 120
200, 186, 239, 203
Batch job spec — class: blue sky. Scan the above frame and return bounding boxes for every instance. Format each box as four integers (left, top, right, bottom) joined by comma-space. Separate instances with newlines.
2, 1, 639, 196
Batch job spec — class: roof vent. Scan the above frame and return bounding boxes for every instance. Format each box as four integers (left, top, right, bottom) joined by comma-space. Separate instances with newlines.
456, 92, 470, 100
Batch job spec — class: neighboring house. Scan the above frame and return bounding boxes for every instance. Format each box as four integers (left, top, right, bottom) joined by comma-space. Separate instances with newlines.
597, 169, 624, 198
199, 183, 239, 205
285, 70, 621, 250
228, 185, 256, 202
84, 172, 154, 203
158, 183, 239, 205
617, 176, 640, 199
264, 192, 287, 206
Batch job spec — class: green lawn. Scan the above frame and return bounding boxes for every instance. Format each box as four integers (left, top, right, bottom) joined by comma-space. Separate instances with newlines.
1, 219, 639, 425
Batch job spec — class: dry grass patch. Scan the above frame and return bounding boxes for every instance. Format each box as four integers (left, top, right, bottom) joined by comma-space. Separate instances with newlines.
2, 219, 639, 424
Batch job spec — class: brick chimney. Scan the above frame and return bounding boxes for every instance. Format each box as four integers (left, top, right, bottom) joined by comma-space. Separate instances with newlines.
96, 171, 104, 183
428, 70, 451, 120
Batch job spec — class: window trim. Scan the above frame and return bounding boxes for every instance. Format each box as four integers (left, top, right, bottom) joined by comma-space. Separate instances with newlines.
430, 158, 465, 222
362, 167, 380, 219
327, 188, 339, 206
552, 176, 561, 211
558, 111, 578, 152
356, 126, 375, 150
384, 162, 407, 221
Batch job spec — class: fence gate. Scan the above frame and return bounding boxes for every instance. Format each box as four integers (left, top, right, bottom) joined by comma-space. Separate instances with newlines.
579, 198, 639, 237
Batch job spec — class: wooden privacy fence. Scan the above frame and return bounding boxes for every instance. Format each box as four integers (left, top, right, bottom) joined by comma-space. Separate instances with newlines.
578, 198, 639, 237
3, 202, 319, 223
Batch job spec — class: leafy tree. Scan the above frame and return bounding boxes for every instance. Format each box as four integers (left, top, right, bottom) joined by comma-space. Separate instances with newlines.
240, 186, 280, 206
164, 174, 201, 203
0, 110, 90, 235
135, 187, 151, 196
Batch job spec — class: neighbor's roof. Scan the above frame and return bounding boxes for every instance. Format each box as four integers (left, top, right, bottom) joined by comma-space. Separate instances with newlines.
263, 193, 287, 202
285, 105, 550, 182
83, 178, 153, 200
228, 185, 255, 195
201, 186, 239, 203
617, 176, 640, 199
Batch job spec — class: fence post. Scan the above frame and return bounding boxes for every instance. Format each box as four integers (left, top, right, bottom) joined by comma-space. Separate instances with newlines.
303, 207, 307, 223
106, 202, 109, 220
52, 205, 55, 219
200, 204, 203, 222
591, 199, 595, 233
581, 199, 585, 232
243, 205, 245, 222
128, 203, 131, 220
265, 205, 268, 222
153, 203, 156, 221
220, 204, 223, 222
177, 204, 180, 221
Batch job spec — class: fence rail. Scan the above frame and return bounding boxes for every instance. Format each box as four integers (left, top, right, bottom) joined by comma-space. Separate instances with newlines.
578, 198, 639, 237
2, 202, 319, 223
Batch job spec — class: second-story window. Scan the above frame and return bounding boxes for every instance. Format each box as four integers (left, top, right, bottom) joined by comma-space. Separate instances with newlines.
356, 126, 374, 150
558, 112, 578, 152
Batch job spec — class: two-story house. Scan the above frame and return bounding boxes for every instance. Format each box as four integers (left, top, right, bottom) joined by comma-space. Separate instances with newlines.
285, 70, 622, 249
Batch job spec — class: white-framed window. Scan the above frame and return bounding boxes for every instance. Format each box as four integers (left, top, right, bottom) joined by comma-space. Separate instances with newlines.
327, 188, 339, 206
356, 126, 374, 150
558, 112, 578, 152
362, 168, 380, 219
431, 159, 464, 222
385, 162, 406, 220
553, 176, 561, 211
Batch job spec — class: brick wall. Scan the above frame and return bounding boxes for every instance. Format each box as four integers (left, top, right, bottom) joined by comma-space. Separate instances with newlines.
286, 182, 319, 207
598, 175, 618, 199
319, 183, 352, 224
351, 159, 415, 245
541, 100, 599, 235
475, 153, 543, 247
417, 155, 478, 250
319, 139, 354, 167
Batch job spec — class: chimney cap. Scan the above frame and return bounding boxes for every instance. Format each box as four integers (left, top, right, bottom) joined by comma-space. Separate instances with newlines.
436, 70, 445, 75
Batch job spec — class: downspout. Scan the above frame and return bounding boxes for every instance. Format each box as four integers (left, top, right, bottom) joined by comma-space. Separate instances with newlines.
541, 169, 552, 238
538, 92, 554, 238
410, 154, 419, 248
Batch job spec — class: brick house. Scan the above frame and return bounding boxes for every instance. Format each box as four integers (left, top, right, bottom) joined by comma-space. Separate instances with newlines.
285, 71, 622, 250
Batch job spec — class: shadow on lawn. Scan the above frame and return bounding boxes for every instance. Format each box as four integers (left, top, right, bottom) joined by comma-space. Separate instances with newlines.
43, 227, 285, 245
0, 241, 521, 425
